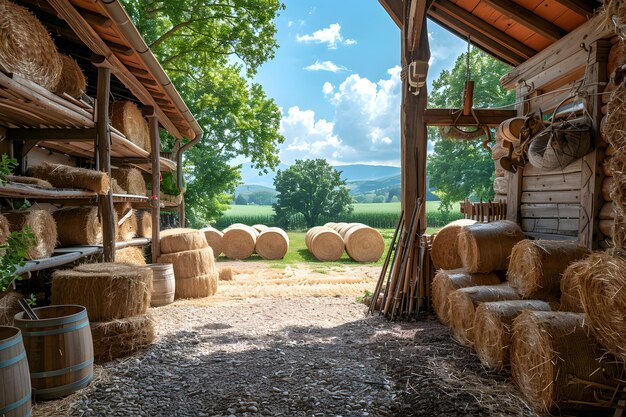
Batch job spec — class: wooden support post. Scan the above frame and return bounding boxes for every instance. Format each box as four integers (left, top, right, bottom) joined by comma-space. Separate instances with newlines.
146, 110, 161, 260
96, 66, 116, 262
179, 198, 185, 228
506, 85, 525, 222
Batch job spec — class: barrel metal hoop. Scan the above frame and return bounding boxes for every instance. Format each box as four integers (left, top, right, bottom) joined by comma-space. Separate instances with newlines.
30, 358, 94, 379
21, 320, 89, 337
0, 392, 31, 414
0, 334, 22, 350
17, 309, 87, 328
0, 350, 26, 369
33, 373, 93, 398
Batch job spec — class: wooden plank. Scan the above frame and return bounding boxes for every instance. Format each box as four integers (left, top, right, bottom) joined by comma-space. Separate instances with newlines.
7, 128, 96, 141
522, 172, 581, 192
520, 203, 580, 219
524, 48, 587, 92
408, 0, 428, 52
553, 0, 599, 17
506, 85, 525, 222
481, 0, 566, 42
148, 112, 161, 259
423, 108, 516, 126
521, 189, 580, 204
522, 218, 579, 235
524, 232, 579, 241
379, 0, 404, 29
523, 158, 583, 176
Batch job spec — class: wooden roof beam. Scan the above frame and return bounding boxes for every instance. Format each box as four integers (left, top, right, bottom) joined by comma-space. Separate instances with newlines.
481, 0, 566, 42
424, 108, 517, 127
554, 0, 600, 17
379, 0, 403, 29
408, 0, 431, 52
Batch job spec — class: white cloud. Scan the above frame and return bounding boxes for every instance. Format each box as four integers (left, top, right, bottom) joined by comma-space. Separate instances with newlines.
322, 82, 334, 95
345, 38, 357, 46
304, 60, 348, 73
296, 23, 356, 49
287, 21, 293, 28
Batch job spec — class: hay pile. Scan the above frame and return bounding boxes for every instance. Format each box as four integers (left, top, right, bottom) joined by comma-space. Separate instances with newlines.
52, 263, 152, 321
136, 211, 152, 238
458, 220, 525, 273
511, 311, 622, 413
256, 227, 289, 260
52, 54, 86, 98
115, 203, 137, 242
0, 213, 8, 244
305, 226, 344, 261
111, 168, 147, 196
219, 267, 232, 281
0, 292, 20, 325
111, 101, 150, 151
53, 207, 104, 246
160, 228, 207, 254
558, 258, 591, 313
4, 209, 57, 259
473, 300, 552, 371
115, 247, 146, 265
0, 0, 62, 90
200, 227, 223, 258
432, 269, 501, 325
6, 175, 52, 188
30, 162, 110, 194
507, 240, 589, 299
447, 284, 521, 346
344, 224, 385, 263
90, 313, 155, 363
111, 178, 127, 194
222, 225, 257, 260
431, 219, 476, 269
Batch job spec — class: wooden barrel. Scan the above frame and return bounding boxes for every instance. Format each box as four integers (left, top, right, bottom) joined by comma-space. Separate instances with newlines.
147, 263, 175, 307
14, 305, 93, 401
0, 326, 31, 417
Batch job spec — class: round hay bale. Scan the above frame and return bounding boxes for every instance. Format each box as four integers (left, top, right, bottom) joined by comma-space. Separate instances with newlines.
0, 292, 20, 326
115, 247, 146, 265
157, 247, 216, 280
53, 207, 104, 246
331, 222, 347, 232
160, 228, 208, 254
344, 225, 384, 263
115, 203, 137, 242
432, 269, 501, 325
90, 313, 155, 363
110, 101, 150, 151
222, 226, 257, 260
578, 252, 626, 362
602, 177, 614, 201
493, 177, 508, 195
507, 240, 590, 299
4, 209, 56, 260
337, 223, 363, 239
431, 219, 477, 270
0, 213, 8, 245
30, 162, 110, 194
52, 263, 152, 321
559, 259, 590, 313
473, 300, 552, 371
599, 219, 614, 237
308, 227, 344, 261
324, 222, 336, 228
6, 175, 52, 188
458, 220, 525, 273
0, 0, 62, 90
201, 227, 223, 257
256, 227, 289, 260
305, 226, 325, 249
52, 54, 86, 98
175, 272, 218, 299
252, 224, 268, 233
600, 202, 614, 220
510, 311, 622, 414
136, 211, 152, 238
448, 284, 521, 346
219, 267, 233, 281
111, 168, 147, 196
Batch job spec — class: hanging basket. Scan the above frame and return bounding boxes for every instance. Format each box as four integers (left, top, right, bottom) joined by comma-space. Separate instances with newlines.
439, 125, 486, 140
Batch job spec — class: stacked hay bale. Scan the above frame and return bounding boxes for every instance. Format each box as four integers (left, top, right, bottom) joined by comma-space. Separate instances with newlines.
157, 228, 218, 298
51, 263, 154, 362
4, 209, 57, 259
305, 226, 344, 261
328, 223, 385, 263
115, 247, 146, 265
431, 219, 476, 269
52, 54, 86, 98
53, 207, 108, 246
136, 211, 152, 238
457, 220, 525, 273
200, 227, 223, 258
111, 168, 147, 196
110, 101, 151, 152
30, 162, 110, 194
222, 224, 258, 260
115, 203, 137, 242
256, 227, 289, 260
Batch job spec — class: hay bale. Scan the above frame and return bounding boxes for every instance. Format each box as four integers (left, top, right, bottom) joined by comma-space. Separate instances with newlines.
448, 284, 521, 346
110, 101, 150, 151
578, 251, 626, 362
600, 202, 614, 220
507, 240, 590, 299
493, 177, 508, 194
602, 176, 613, 201
306, 227, 344, 261
111, 168, 146, 196
511, 311, 622, 414
30, 162, 110, 194
0, 292, 20, 326
52, 263, 152, 321
222, 225, 257, 260
136, 211, 152, 238
53, 207, 103, 246
432, 269, 501, 325
91, 313, 155, 363
473, 300, 552, 371
599, 219, 614, 237
4, 209, 57, 259
559, 259, 590, 313
344, 225, 385, 263
0, 214, 8, 245
115, 247, 146, 265
160, 228, 208, 254
219, 267, 232, 281
458, 220, 525, 273
337, 223, 363, 239
200, 227, 223, 257
6, 175, 52, 188
115, 203, 137, 242
256, 227, 289, 260
0, 0, 62, 90
252, 224, 268, 233
52, 54, 86, 98
111, 178, 127, 194
157, 248, 218, 299
324, 222, 336, 228
331, 222, 347, 232
431, 219, 476, 270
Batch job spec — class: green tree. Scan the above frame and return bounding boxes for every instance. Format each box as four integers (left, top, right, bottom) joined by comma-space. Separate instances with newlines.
122, 0, 285, 227
273, 159, 353, 228
234, 194, 247, 205
427, 48, 515, 211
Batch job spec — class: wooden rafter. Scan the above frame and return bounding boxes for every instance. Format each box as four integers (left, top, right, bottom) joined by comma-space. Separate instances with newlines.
423, 109, 516, 127
554, 0, 600, 17
379, 0, 403, 29
408, 0, 429, 52
481, 0, 566, 42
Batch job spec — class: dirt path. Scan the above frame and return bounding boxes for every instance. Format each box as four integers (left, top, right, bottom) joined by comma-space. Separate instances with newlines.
33, 264, 537, 417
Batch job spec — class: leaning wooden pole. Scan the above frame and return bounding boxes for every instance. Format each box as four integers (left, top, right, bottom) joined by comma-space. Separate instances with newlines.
145, 108, 161, 260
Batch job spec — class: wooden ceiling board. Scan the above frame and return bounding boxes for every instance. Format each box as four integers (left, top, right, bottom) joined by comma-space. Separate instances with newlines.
529, 1, 569, 24
523, 33, 553, 51
452, 0, 481, 11
552, 10, 587, 32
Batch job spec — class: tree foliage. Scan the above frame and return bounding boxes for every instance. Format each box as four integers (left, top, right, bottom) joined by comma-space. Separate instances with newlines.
427, 48, 515, 211
121, 0, 285, 227
273, 159, 353, 228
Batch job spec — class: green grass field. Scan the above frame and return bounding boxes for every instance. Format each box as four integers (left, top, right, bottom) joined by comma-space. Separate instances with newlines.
223, 201, 458, 216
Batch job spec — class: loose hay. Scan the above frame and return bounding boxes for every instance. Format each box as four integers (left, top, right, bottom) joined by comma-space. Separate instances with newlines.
511, 311, 622, 414
559, 258, 590, 313
448, 284, 521, 346
0, 0, 62, 90
111, 178, 127, 194
160, 228, 208, 254
136, 211, 152, 238
115, 247, 146, 265
0, 214, 8, 244
30, 162, 110, 194
473, 300, 552, 371
0, 292, 20, 325
200, 227, 223, 257
111, 168, 147, 196
115, 203, 137, 242
507, 240, 590, 299
51, 263, 152, 321
52, 54, 86, 98
458, 220, 525, 273
578, 251, 626, 362
4, 209, 57, 259
306, 227, 344, 261
431, 269, 501, 325
344, 225, 385, 263
110, 101, 150, 151
256, 227, 289, 260
6, 175, 52, 188
90, 313, 155, 363
219, 267, 233, 281
222, 225, 257, 260
53, 207, 103, 246
431, 219, 477, 270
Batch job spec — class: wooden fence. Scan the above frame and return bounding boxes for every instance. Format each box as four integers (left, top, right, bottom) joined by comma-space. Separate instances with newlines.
460, 198, 507, 222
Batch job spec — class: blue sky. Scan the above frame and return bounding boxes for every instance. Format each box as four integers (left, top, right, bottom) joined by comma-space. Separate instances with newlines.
253, 1, 468, 167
